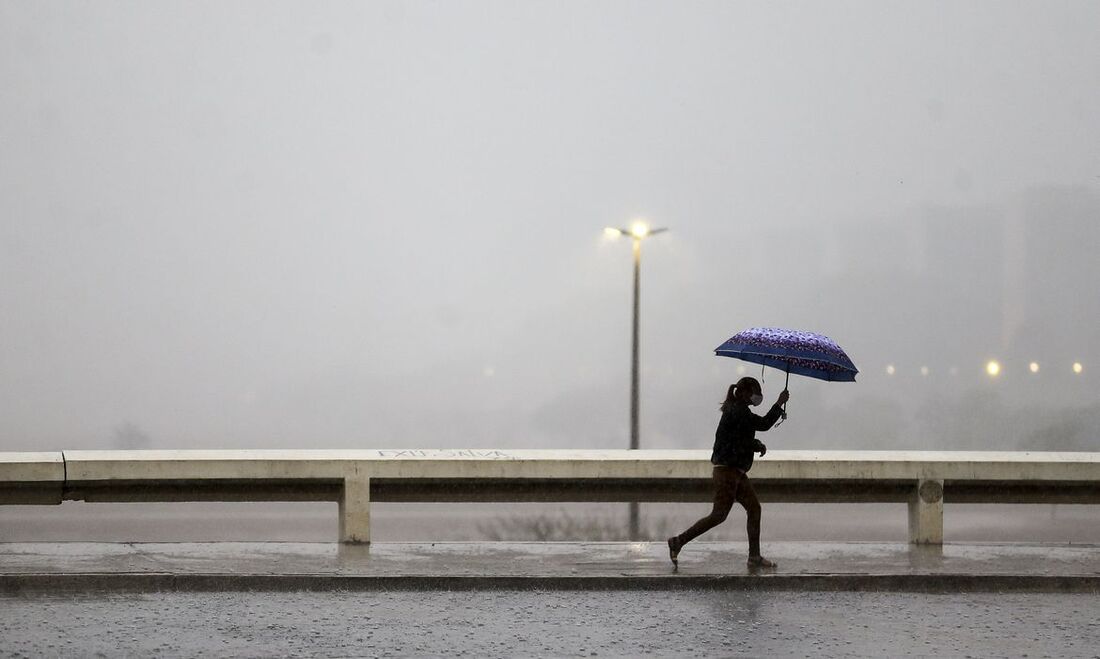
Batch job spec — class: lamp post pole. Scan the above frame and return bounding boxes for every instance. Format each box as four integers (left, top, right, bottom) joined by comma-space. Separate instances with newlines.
631, 237, 641, 453
605, 222, 667, 541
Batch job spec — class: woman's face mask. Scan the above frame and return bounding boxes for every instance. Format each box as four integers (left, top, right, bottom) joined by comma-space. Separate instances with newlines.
750, 392, 764, 406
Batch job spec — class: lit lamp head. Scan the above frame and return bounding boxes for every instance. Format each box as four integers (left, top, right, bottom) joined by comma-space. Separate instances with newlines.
986, 360, 1001, 377
603, 221, 668, 241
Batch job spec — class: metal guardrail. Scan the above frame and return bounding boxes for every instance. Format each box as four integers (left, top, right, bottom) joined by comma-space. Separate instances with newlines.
3, 449, 1100, 544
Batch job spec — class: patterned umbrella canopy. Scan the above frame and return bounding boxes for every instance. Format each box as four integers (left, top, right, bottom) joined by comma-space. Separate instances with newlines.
715, 327, 858, 383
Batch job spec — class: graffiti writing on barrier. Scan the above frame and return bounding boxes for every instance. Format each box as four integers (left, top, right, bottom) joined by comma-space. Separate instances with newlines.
375, 449, 513, 459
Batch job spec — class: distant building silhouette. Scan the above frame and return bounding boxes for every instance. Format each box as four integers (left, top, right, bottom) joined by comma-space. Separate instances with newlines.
916, 204, 1007, 371
1008, 186, 1100, 393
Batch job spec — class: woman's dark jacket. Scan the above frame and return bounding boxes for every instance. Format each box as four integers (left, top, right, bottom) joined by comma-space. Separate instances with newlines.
710, 402, 784, 472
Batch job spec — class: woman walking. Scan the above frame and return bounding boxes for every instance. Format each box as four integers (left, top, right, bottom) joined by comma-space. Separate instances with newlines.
667, 376, 788, 568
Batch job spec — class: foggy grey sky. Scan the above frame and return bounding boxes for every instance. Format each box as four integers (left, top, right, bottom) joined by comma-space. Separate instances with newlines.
2, 1, 1098, 452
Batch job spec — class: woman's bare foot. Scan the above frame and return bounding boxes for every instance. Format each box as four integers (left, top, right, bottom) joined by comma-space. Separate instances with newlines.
747, 555, 777, 568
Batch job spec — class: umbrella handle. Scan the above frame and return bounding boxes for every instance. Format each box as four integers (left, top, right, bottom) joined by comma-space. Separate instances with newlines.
781, 366, 790, 420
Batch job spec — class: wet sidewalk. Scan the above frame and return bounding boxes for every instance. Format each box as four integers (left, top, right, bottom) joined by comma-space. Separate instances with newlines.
3, 541, 1100, 592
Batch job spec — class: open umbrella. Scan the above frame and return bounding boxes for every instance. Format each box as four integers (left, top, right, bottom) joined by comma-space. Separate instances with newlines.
715, 327, 858, 418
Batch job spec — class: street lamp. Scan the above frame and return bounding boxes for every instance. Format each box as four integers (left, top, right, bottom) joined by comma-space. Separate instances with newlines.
605, 220, 668, 540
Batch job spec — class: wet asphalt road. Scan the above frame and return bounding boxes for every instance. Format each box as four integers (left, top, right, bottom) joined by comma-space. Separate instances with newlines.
2, 590, 1098, 658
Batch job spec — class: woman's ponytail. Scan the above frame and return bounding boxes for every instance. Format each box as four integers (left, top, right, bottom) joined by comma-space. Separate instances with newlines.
721, 376, 761, 413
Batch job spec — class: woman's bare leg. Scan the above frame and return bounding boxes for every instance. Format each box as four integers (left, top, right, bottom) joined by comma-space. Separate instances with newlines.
668, 467, 739, 564
737, 477, 776, 567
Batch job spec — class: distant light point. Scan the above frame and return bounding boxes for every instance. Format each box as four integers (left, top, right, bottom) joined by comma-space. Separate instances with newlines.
629, 220, 650, 239
1073, 362, 1084, 374
885, 364, 896, 376
920, 366, 929, 377
1029, 361, 1040, 374
986, 360, 1001, 377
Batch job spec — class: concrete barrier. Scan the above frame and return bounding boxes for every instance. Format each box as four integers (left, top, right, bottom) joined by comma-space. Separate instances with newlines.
0, 453, 64, 505
4, 450, 1100, 544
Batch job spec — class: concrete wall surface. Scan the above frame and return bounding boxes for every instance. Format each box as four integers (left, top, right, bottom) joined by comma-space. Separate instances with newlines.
0, 449, 1096, 483
0, 452, 65, 504
50, 449, 1100, 482
0, 453, 64, 482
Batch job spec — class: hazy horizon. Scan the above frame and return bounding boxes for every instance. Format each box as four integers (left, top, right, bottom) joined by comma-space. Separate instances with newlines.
2, 1, 1098, 453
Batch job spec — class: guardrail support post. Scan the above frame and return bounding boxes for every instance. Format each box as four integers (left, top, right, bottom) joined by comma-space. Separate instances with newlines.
339, 477, 371, 544
908, 479, 944, 544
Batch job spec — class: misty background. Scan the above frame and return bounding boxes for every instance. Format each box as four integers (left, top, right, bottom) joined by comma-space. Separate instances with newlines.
2, 1, 1099, 460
